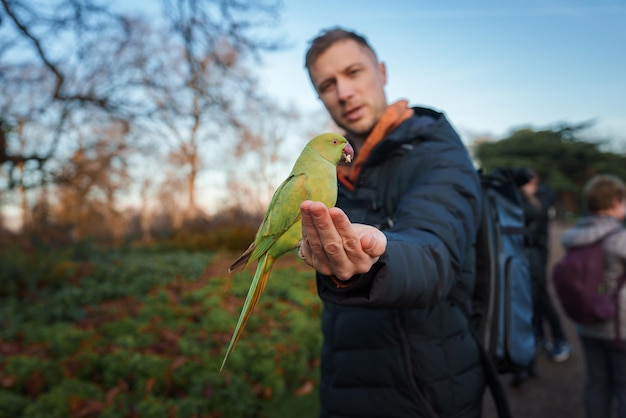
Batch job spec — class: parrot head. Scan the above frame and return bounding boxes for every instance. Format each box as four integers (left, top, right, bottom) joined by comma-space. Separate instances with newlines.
309, 132, 354, 165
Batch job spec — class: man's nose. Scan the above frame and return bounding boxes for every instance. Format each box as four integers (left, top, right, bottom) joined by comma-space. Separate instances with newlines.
336, 78, 354, 102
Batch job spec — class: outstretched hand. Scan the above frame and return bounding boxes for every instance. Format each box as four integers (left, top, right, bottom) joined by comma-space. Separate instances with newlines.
299, 200, 387, 281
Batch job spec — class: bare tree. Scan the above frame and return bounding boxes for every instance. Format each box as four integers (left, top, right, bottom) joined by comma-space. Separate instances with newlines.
0, 1, 151, 189
222, 99, 301, 216
138, 178, 154, 243
0, 0, 287, 242
137, 0, 284, 220
49, 119, 131, 242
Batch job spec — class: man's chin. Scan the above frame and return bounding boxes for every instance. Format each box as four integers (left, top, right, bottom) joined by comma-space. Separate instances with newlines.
341, 119, 374, 139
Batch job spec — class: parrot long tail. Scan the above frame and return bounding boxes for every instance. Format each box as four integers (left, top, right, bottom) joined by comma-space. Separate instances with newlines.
220, 253, 274, 372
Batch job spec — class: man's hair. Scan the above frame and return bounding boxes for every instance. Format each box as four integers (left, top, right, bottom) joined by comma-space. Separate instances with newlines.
304, 27, 378, 72
583, 174, 626, 213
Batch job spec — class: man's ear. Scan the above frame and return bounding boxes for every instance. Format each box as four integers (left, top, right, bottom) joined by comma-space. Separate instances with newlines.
379, 61, 387, 85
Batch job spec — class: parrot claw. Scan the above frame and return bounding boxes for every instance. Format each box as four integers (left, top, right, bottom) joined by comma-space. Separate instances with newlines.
297, 240, 306, 260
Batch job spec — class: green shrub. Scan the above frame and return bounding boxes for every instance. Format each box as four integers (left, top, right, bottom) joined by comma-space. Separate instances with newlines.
191, 371, 259, 417
0, 246, 71, 297
0, 389, 29, 418
132, 396, 174, 418
100, 351, 170, 393
23, 321, 92, 356
100, 318, 157, 351
2, 356, 63, 396
98, 391, 138, 418
168, 397, 212, 418
22, 379, 103, 418
0, 246, 323, 417
61, 350, 103, 382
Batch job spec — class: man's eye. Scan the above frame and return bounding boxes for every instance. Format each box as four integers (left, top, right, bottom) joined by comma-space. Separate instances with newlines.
319, 83, 334, 94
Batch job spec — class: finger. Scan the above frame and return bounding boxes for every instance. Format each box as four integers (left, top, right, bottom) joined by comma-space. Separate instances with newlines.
300, 200, 314, 242
300, 200, 325, 250
308, 202, 346, 260
328, 207, 362, 258
300, 201, 334, 274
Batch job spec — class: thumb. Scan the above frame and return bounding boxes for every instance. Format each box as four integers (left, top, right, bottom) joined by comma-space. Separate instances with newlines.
360, 230, 387, 258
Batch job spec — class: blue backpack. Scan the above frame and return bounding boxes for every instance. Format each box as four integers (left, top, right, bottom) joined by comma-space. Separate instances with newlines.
472, 169, 536, 373
466, 168, 536, 418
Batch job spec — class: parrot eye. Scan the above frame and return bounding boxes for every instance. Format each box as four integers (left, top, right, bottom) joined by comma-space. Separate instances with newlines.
332, 139, 338, 145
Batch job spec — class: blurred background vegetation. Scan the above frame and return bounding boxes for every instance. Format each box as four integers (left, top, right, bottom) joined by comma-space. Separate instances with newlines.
2, 0, 626, 417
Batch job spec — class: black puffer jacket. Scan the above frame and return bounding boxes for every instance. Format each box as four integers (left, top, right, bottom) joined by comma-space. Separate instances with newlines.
317, 107, 484, 418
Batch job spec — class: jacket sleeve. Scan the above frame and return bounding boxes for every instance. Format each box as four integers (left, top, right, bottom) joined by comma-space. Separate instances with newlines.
317, 122, 481, 309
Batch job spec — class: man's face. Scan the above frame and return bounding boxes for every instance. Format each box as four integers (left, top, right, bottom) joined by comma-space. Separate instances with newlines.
308, 39, 388, 142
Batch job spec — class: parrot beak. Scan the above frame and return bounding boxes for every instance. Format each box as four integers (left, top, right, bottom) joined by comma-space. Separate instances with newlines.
342, 143, 354, 164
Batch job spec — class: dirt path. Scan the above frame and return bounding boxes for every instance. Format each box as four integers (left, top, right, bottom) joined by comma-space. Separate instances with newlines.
483, 221, 585, 418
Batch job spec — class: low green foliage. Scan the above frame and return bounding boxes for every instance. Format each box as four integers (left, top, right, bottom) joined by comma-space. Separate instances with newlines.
23, 379, 103, 418
0, 389, 30, 418
0, 246, 322, 417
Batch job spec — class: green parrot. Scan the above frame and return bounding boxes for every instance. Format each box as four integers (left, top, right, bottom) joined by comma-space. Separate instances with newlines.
220, 132, 354, 372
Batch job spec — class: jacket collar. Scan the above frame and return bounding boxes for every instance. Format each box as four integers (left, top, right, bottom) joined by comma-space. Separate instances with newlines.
338, 100, 414, 191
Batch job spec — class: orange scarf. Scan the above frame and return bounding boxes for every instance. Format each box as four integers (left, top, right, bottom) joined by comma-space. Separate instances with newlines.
337, 100, 414, 191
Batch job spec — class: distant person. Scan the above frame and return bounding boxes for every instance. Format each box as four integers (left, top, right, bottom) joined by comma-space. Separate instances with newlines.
561, 174, 626, 418
297, 27, 486, 417
511, 168, 571, 386
522, 177, 571, 363
522, 169, 571, 361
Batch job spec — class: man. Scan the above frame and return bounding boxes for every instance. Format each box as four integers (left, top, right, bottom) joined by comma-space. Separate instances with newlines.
297, 27, 485, 417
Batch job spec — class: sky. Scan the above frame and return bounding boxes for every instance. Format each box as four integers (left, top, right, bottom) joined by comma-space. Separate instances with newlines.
257, 0, 626, 145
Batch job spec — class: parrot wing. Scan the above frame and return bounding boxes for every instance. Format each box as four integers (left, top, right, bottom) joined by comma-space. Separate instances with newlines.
229, 172, 308, 272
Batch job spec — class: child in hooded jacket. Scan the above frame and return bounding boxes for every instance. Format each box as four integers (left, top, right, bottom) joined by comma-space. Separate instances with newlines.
560, 174, 626, 418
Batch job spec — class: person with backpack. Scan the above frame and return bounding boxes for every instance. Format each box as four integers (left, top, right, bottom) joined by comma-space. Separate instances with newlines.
558, 174, 626, 418
297, 27, 487, 417
521, 171, 571, 353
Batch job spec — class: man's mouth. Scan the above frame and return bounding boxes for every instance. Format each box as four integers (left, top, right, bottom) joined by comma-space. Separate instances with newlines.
344, 105, 363, 122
